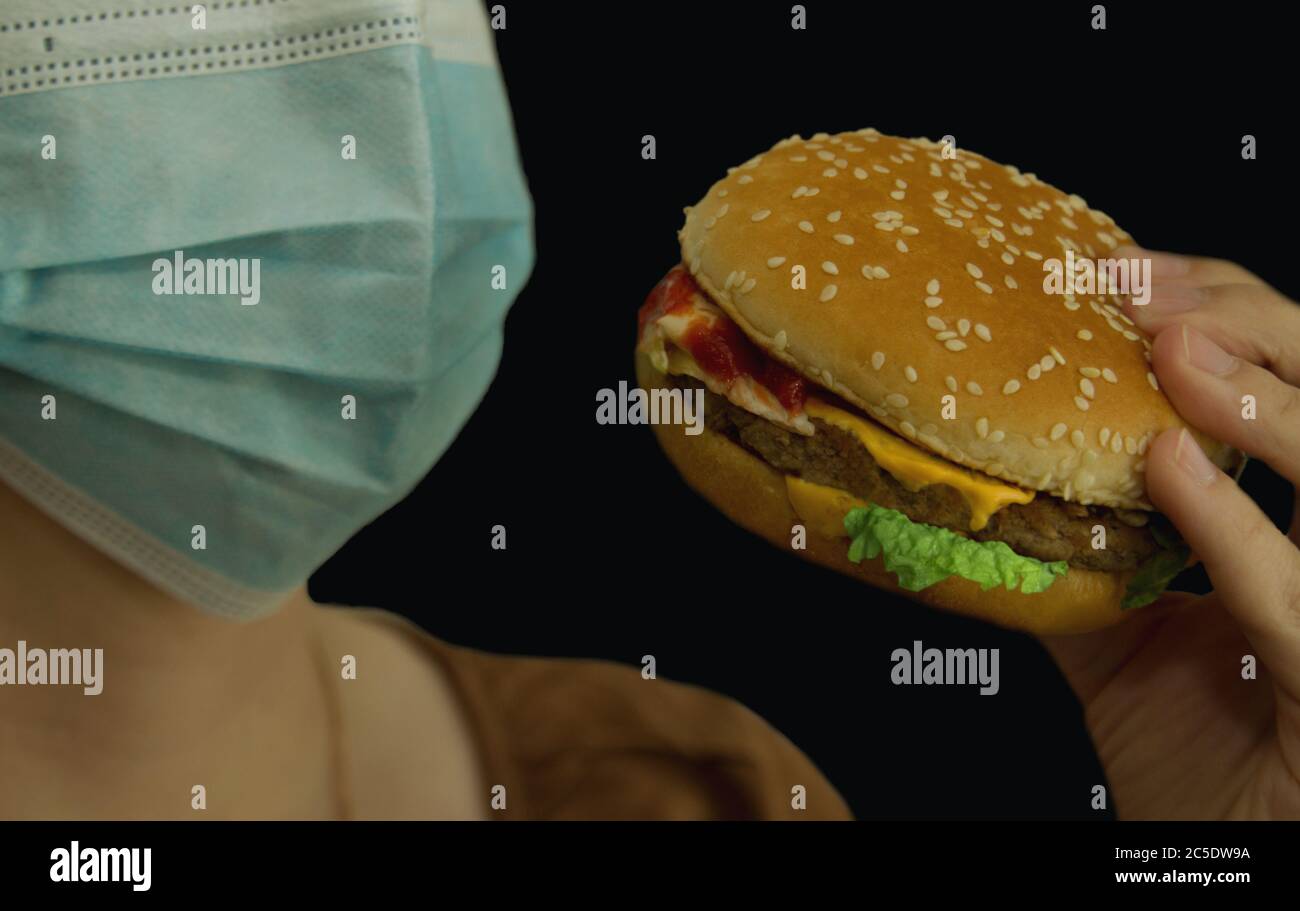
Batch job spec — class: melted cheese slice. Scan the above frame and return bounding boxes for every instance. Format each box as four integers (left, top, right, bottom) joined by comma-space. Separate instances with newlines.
786, 476, 868, 539
803, 398, 1033, 531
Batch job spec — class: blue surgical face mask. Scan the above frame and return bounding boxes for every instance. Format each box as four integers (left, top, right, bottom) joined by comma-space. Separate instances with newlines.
0, 0, 534, 618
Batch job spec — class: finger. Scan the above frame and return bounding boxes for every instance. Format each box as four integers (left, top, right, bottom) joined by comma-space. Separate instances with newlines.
1112, 245, 1269, 288
1144, 427, 1300, 695
1150, 323, 1300, 487
1123, 282, 1300, 387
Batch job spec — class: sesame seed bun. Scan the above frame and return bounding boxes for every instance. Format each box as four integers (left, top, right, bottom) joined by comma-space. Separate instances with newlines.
679, 129, 1237, 510
636, 352, 1129, 635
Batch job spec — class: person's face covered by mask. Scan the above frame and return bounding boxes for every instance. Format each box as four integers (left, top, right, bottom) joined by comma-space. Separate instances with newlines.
0, 0, 534, 619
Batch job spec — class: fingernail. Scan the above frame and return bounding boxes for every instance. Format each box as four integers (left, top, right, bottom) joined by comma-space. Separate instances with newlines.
1181, 325, 1237, 376
1116, 246, 1194, 279
1173, 428, 1218, 485
1131, 281, 1205, 318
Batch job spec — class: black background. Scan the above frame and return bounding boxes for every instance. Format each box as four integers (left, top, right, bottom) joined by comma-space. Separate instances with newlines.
310, 2, 1296, 820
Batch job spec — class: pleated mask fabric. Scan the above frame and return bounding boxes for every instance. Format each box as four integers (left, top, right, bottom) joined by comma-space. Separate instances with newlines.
0, 0, 534, 618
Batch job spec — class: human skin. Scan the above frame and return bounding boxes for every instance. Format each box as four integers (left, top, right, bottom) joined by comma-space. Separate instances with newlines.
1040, 247, 1300, 820
0, 480, 486, 820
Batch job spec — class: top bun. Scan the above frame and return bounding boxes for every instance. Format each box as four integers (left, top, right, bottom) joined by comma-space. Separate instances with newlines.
679, 129, 1236, 510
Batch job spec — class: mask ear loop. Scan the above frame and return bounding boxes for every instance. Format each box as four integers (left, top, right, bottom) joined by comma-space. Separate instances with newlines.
311, 626, 354, 820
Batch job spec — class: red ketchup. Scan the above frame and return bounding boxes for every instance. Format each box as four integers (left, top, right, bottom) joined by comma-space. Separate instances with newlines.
638, 265, 808, 414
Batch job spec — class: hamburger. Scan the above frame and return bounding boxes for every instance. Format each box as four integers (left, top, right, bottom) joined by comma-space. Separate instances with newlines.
635, 129, 1242, 635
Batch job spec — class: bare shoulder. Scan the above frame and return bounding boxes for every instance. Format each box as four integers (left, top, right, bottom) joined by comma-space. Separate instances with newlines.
310, 604, 488, 820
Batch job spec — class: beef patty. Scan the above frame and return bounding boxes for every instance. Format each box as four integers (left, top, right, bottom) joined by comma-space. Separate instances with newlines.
680, 377, 1162, 572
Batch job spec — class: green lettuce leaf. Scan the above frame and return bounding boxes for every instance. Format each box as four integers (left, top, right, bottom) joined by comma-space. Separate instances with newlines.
1121, 523, 1190, 609
843, 505, 1068, 594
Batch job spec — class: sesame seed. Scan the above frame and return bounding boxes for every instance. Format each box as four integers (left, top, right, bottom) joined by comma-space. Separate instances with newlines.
724, 271, 738, 290
1077, 329, 1094, 341
1002, 379, 1020, 395
1080, 366, 1100, 378
766, 256, 786, 268
976, 417, 989, 438
1147, 371, 1159, 390
1080, 378, 1096, 399
1050, 422, 1068, 441
989, 430, 1006, 443
1070, 429, 1085, 448
817, 150, 835, 161
871, 351, 885, 370
853, 167, 868, 179
820, 284, 838, 302
896, 239, 909, 253
1122, 330, 1140, 341
740, 277, 757, 293
805, 187, 820, 197
965, 262, 983, 279
886, 393, 909, 408
821, 261, 839, 275
1074, 395, 1090, 412
705, 217, 717, 229
827, 210, 842, 222
1027, 364, 1042, 380
958, 319, 971, 337
966, 381, 983, 396
823, 169, 839, 178
1102, 367, 1118, 384
792, 186, 808, 199
925, 296, 943, 308
945, 376, 958, 393
834, 234, 854, 245
738, 175, 754, 184
900, 421, 917, 438
1033, 437, 1050, 449
875, 222, 896, 232
774, 330, 788, 350
799, 220, 815, 234
926, 279, 940, 295
872, 266, 889, 279
974, 323, 992, 343
926, 316, 946, 332
873, 164, 889, 173
945, 339, 968, 351
1050, 346, 1065, 365
975, 281, 993, 294
1040, 355, 1055, 371
905, 365, 918, 383
1124, 435, 1137, 455
1110, 434, 1123, 454
1004, 275, 1018, 290
717, 204, 730, 218
751, 209, 772, 222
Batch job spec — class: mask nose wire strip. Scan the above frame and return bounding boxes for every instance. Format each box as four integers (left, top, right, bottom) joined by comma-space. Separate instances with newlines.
0, 0, 498, 100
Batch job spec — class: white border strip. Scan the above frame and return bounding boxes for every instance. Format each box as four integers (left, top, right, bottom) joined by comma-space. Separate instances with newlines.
0, 0, 495, 98
0, 435, 292, 620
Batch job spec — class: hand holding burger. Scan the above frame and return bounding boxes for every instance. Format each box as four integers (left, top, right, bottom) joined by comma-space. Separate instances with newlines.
636, 129, 1242, 635
1040, 250, 1300, 819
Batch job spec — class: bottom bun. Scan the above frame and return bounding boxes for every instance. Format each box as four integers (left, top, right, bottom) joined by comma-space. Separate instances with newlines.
636, 352, 1132, 635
